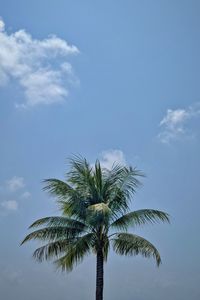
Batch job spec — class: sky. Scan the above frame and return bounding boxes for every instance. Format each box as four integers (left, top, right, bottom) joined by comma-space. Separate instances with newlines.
0, 0, 200, 299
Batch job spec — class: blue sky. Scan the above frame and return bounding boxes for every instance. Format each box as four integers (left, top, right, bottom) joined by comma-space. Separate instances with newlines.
0, 1, 200, 299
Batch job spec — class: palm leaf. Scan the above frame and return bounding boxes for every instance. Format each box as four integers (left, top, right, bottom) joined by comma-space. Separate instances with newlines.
21, 226, 83, 244
58, 198, 88, 221
112, 233, 161, 266
111, 209, 170, 230
67, 156, 96, 196
43, 179, 74, 199
43, 177, 90, 221
93, 160, 104, 201
55, 233, 95, 271
104, 165, 143, 199
33, 239, 73, 262
104, 166, 143, 216
29, 216, 86, 230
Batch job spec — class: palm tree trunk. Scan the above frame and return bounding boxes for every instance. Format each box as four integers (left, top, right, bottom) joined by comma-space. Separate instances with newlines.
96, 249, 104, 300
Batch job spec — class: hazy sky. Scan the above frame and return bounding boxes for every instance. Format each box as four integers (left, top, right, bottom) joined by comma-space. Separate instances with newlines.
0, 1, 200, 299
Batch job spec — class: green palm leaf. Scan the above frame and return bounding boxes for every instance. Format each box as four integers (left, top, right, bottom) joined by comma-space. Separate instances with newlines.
33, 239, 73, 262
43, 179, 88, 220
104, 166, 143, 215
43, 178, 74, 199
29, 216, 86, 230
55, 233, 95, 271
111, 209, 170, 230
68, 156, 96, 199
112, 233, 161, 266
93, 160, 104, 201
21, 226, 83, 244
105, 165, 143, 198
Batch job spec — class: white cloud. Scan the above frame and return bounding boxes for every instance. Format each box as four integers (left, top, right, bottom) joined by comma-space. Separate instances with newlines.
0, 18, 79, 108
0, 176, 31, 215
160, 109, 189, 130
1, 200, 18, 211
98, 149, 126, 169
158, 104, 200, 143
20, 191, 31, 199
6, 176, 25, 192
0, 18, 5, 32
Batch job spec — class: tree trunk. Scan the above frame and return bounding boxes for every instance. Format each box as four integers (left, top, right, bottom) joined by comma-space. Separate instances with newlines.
96, 249, 104, 300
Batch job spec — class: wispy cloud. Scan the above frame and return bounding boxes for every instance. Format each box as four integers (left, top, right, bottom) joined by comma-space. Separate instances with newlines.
0, 18, 79, 108
6, 176, 25, 192
158, 103, 200, 144
20, 191, 31, 199
98, 149, 126, 169
0, 176, 31, 214
1, 200, 18, 211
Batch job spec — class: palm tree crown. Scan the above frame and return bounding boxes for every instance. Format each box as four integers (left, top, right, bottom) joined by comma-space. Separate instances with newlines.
21, 156, 169, 300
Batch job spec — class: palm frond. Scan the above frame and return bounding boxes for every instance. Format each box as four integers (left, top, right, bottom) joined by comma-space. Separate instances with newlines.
21, 226, 83, 245
104, 165, 143, 198
117, 166, 143, 197
112, 233, 161, 266
33, 239, 73, 262
108, 190, 129, 217
58, 199, 88, 221
43, 177, 90, 220
68, 156, 94, 190
67, 155, 110, 206
93, 160, 103, 201
102, 164, 126, 198
111, 209, 170, 230
43, 179, 74, 199
103, 166, 143, 216
29, 216, 86, 230
55, 233, 95, 271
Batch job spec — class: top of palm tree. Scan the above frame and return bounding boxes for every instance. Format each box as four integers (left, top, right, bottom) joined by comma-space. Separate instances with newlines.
44, 155, 144, 217
21, 156, 170, 271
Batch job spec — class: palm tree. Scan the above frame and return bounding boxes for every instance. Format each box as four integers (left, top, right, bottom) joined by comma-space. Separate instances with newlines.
21, 156, 169, 300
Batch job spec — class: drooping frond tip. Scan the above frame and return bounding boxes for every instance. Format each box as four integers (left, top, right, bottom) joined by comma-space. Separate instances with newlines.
112, 233, 162, 267
54, 233, 94, 272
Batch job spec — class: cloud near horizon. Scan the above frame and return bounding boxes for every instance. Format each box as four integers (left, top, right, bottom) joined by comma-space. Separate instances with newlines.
158, 103, 200, 144
0, 18, 79, 108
